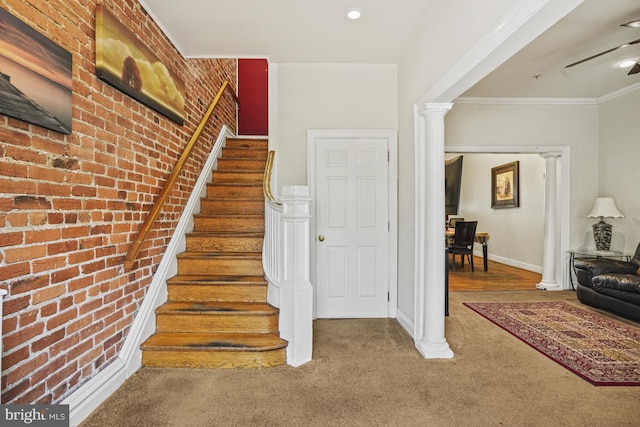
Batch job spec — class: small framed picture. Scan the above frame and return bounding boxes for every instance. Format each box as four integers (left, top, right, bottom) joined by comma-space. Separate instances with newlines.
491, 161, 519, 209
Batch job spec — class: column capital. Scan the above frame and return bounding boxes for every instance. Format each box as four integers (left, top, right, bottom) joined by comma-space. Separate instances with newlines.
418, 102, 453, 117
539, 152, 562, 160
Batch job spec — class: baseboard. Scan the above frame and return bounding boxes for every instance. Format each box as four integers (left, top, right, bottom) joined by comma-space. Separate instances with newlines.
62, 126, 234, 427
395, 308, 415, 339
475, 250, 542, 274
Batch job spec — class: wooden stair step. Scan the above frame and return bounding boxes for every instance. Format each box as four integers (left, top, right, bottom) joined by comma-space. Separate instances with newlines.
212, 170, 263, 184
217, 158, 266, 171
225, 138, 268, 149
221, 147, 268, 159
207, 183, 263, 198
177, 252, 263, 276
185, 231, 264, 252
155, 301, 279, 333
200, 198, 264, 215
193, 214, 264, 232
141, 332, 287, 369
167, 275, 267, 302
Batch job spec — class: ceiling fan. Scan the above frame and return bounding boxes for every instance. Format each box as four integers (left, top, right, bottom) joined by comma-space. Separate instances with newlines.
565, 19, 640, 75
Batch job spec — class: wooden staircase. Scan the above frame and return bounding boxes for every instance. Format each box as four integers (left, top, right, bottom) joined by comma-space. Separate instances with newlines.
141, 138, 287, 368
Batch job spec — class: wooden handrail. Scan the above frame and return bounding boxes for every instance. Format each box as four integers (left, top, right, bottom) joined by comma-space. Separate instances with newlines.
263, 150, 280, 205
124, 80, 239, 270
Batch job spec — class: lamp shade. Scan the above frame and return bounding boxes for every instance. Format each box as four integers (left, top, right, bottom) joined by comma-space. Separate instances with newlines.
587, 197, 624, 219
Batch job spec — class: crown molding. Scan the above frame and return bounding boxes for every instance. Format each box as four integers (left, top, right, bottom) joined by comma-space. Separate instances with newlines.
455, 81, 640, 106
454, 96, 597, 105
597, 81, 640, 103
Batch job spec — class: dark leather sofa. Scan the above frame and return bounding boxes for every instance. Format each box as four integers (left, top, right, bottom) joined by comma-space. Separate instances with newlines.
574, 242, 640, 323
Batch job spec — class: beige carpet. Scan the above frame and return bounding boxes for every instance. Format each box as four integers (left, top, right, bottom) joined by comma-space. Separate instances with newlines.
82, 291, 640, 427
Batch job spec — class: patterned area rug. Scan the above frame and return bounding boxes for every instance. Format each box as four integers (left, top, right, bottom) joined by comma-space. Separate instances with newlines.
464, 301, 640, 386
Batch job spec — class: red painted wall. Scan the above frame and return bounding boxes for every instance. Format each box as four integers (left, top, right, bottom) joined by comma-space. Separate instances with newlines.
238, 58, 268, 136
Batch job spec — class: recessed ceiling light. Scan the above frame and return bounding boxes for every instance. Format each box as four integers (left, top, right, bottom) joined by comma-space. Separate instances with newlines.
618, 59, 637, 68
347, 8, 362, 20
621, 20, 640, 28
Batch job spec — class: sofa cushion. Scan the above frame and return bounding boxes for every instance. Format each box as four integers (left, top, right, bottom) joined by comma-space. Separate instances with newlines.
574, 258, 638, 278
591, 273, 640, 305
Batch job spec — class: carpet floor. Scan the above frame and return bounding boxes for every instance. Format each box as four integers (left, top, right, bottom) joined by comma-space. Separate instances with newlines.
81, 291, 640, 427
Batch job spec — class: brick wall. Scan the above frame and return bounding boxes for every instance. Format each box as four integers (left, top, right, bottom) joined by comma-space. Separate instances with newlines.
0, 0, 237, 403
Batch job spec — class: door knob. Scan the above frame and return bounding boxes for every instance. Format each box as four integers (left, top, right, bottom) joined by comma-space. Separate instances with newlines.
318, 235, 325, 242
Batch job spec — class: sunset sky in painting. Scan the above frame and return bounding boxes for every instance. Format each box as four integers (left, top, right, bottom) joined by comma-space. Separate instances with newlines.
0, 7, 71, 89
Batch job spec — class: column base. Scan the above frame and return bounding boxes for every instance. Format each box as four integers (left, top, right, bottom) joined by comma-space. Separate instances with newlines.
416, 339, 454, 359
536, 280, 562, 291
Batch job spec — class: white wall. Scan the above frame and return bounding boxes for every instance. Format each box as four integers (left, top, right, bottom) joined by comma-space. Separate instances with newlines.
446, 102, 599, 253
597, 88, 640, 253
445, 153, 545, 271
273, 63, 398, 187
395, 0, 520, 321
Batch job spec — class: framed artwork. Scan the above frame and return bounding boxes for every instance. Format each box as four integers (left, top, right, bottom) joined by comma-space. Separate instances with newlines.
0, 7, 72, 134
95, 5, 185, 125
491, 161, 519, 209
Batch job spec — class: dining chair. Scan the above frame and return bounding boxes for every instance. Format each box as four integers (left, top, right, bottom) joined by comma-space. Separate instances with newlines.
447, 220, 477, 271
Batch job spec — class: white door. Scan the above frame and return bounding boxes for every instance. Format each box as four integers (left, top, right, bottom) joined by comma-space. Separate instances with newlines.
314, 136, 389, 318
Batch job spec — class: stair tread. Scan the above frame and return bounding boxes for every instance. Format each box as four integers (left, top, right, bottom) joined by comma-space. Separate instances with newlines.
178, 251, 262, 258
142, 332, 286, 351
157, 301, 277, 314
168, 275, 267, 284
186, 231, 264, 237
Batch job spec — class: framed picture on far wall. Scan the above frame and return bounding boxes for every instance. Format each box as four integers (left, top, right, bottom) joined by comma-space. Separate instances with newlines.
491, 161, 519, 209
95, 4, 185, 125
0, 7, 72, 134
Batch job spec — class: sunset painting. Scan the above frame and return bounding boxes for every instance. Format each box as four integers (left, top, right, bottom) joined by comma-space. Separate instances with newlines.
0, 7, 72, 134
95, 5, 185, 125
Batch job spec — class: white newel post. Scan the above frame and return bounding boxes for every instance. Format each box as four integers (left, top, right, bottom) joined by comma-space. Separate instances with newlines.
0, 288, 7, 404
415, 103, 454, 359
537, 152, 562, 290
279, 185, 313, 367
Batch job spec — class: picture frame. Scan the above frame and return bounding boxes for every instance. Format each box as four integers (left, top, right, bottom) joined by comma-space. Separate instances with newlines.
95, 5, 185, 125
0, 7, 72, 134
491, 161, 519, 209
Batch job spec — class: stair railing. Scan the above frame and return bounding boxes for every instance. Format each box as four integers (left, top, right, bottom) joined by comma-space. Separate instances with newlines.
0, 288, 7, 403
124, 81, 239, 270
262, 151, 313, 367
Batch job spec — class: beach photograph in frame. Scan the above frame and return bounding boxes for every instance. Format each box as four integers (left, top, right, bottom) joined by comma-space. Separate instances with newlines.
491, 161, 519, 209
0, 7, 72, 134
95, 4, 185, 125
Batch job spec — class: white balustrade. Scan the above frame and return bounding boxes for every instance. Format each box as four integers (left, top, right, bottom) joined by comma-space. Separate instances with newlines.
0, 288, 7, 404
263, 186, 313, 367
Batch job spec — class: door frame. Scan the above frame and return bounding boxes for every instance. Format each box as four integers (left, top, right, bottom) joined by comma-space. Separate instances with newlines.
308, 130, 398, 319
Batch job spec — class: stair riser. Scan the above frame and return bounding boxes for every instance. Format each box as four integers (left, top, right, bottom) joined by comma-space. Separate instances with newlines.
186, 236, 263, 253
206, 185, 263, 199
221, 148, 268, 160
156, 314, 278, 334
200, 200, 264, 215
226, 139, 268, 150
167, 285, 267, 302
218, 159, 266, 171
212, 172, 263, 184
178, 258, 264, 276
142, 349, 286, 369
193, 217, 264, 232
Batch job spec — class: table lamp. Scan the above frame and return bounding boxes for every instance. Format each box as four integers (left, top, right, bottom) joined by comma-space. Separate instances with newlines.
587, 197, 624, 252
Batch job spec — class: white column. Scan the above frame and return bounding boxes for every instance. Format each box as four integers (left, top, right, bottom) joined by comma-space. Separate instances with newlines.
415, 103, 454, 359
536, 153, 562, 291
279, 185, 313, 366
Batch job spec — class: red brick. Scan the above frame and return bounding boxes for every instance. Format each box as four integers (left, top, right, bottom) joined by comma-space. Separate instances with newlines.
32, 284, 66, 305
0, 231, 23, 247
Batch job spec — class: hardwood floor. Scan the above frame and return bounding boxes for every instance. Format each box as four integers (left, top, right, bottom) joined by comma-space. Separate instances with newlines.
448, 255, 541, 291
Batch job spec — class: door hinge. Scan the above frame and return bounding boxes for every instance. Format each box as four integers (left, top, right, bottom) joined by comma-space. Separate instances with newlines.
387, 292, 390, 301
388, 151, 390, 162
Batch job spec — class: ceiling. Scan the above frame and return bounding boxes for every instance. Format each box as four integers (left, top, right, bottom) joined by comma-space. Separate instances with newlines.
140, 0, 640, 99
